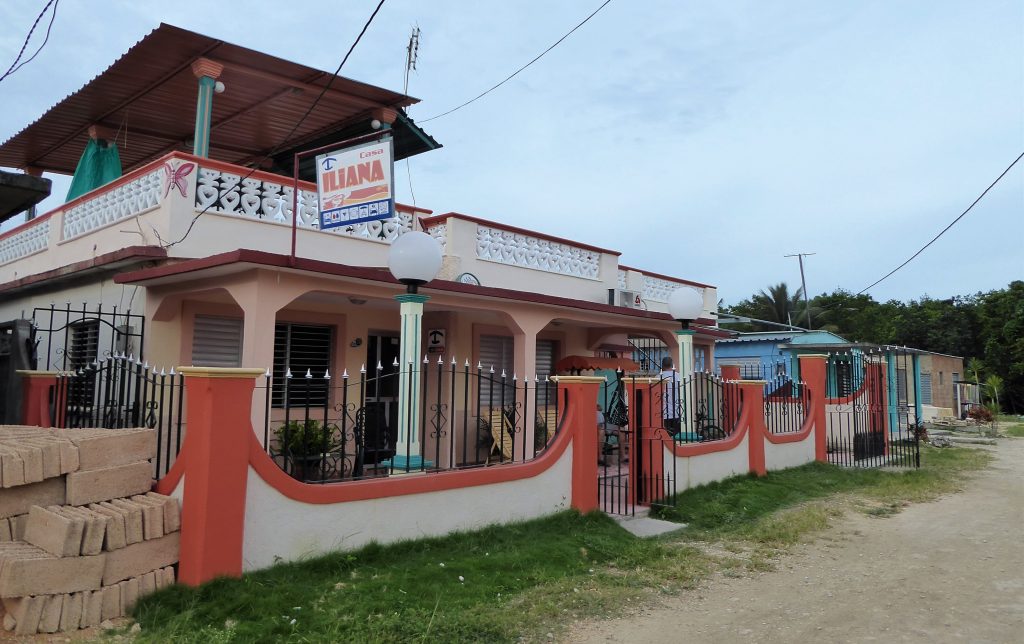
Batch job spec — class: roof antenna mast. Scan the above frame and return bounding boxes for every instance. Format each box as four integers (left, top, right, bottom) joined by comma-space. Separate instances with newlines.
404, 25, 420, 95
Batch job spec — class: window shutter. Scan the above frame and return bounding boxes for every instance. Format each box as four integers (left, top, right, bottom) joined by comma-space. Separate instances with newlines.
272, 323, 332, 408
478, 335, 514, 407
920, 373, 933, 405
535, 339, 555, 378
191, 316, 243, 368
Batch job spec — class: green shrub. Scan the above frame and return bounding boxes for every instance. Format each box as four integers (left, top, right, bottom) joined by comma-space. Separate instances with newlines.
274, 419, 339, 456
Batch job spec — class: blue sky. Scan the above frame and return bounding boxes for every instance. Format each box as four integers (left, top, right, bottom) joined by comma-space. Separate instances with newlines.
1, 0, 1021, 304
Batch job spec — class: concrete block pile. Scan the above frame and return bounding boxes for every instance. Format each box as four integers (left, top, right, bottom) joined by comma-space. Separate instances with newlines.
0, 426, 181, 635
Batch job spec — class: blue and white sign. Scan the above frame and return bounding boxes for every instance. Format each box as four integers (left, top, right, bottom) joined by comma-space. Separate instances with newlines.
316, 138, 394, 229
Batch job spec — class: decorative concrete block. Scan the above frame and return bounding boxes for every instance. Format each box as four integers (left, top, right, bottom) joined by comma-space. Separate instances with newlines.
82, 588, 103, 628
139, 570, 156, 598
13, 594, 45, 635
38, 594, 63, 634
0, 477, 65, 518
88, 503, 127, 551
57, 428, 156, 471
102, 532, 179, 585
120, 577, 139, 614
105, 500, 143, 544
61, 506, 105, 556
100, 585, 120, 621
0, 449, 25, 487
130, 495, 164, 539
0, 545, 106, 597
59, 591, 83, 632
65, 461, 152, 506
24, 505, 84, 557
143, 492, 180, 533
9, 514, 28, 541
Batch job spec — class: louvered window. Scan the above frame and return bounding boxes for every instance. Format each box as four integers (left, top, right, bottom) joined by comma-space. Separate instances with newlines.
920, 373, 933, 405
536, 339, 556, 378
478, 334, 514, 408
67, 321, 99, 407
272, 323, 332, 408
190, 316, 243, 367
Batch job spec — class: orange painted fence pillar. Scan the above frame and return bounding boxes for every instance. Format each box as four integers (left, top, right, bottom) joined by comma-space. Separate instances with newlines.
736, 380, 768, 476
552, 376, 604, 513
17, 370, 59, 428
175, 367, 265, 586
797, 354, 829, 462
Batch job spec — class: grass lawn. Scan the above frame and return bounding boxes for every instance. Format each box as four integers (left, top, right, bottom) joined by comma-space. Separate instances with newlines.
1005, 423, 1024, 437
128, 446, 990, 643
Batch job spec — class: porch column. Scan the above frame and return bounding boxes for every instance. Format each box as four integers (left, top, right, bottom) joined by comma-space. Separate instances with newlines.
191, 58, 224, 158
511, 316, 548, 459
675, 329, 695, 432
392, 294, 429, 471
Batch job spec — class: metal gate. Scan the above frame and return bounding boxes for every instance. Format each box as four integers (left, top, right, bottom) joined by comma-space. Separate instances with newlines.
824, 349, 920, 468
599, 372, 740, 516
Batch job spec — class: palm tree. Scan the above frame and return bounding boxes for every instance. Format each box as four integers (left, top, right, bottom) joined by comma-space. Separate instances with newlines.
966, 358, 984, 389
984, 374, 1003, 412
750, 283, 809, 327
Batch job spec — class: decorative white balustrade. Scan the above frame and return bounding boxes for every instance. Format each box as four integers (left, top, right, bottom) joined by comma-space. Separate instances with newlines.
426, 223, 447, 252
195, 167, 413, 242
62, 169, 164, 240
617, 269, 627, 290
0, 217, 50, 265
643, 274, 689, 303
475, 225, 601, 279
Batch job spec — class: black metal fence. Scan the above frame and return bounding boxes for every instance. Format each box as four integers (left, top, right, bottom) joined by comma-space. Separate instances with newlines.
597, 373, 744, 516
50, 355, 185, 478
825, 352, 919, 468
763, 375, 811, 434
31, 303, 145, 371
257, 359, 562, 483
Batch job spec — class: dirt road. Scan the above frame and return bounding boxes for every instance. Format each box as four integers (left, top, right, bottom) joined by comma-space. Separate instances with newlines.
569, 440, 1024, 643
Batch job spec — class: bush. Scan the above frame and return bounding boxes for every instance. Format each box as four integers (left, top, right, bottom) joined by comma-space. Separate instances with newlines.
274, 419, 339, 456
967, 406, 994, 423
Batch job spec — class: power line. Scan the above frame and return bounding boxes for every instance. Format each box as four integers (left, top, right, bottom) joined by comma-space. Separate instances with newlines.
0, 0, 59, 84
164, 0, 388, 248
858, 151, 1024, 294
418, 0, 615, 123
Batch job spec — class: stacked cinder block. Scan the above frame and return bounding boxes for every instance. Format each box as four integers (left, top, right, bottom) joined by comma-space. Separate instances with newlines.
0, 426, 181, 635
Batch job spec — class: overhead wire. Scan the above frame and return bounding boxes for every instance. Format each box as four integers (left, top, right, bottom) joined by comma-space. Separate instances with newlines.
163, 0, 388, 248
0, 0, 60, 84
858, 150, 1024, 294
418, 0, 614, 123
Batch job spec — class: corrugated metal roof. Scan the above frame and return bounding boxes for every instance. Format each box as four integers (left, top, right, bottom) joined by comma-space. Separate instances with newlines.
0, 24, 435, 175
718, 332, 795, 344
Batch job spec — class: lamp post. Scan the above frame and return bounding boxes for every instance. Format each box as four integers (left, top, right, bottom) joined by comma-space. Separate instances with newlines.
388, 231, 442, 471
668, 287, 704, 432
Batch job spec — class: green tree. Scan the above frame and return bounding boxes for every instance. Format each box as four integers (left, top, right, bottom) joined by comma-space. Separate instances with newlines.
984, 374, 1004, 411
724, 282, 810, 330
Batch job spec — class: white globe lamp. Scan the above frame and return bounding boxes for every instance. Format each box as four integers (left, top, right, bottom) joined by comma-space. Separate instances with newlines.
667, 287, 704, 328
388, 231, 442, 293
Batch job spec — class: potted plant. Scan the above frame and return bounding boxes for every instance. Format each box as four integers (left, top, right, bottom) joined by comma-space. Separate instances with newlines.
274, 419, 340, 478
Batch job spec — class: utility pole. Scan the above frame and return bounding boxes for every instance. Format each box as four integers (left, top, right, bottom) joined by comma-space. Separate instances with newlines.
784, 252, 815, 329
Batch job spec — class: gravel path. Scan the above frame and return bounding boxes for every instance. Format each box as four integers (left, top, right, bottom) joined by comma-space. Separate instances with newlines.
568, 440, 1024, 643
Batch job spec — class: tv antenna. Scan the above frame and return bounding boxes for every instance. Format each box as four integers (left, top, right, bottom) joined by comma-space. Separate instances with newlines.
404, 26, 420, 94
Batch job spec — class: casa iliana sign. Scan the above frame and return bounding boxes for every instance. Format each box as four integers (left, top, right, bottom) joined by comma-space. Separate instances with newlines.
316, 137, 395, 228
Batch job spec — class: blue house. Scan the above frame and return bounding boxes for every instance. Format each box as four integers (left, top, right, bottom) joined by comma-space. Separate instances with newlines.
714, 330, 849, 379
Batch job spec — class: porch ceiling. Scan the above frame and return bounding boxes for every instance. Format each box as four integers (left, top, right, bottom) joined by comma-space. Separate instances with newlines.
0, 24, 439, 178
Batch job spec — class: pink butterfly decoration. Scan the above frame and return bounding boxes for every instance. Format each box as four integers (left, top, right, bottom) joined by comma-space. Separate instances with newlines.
163, 162, 195, 198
